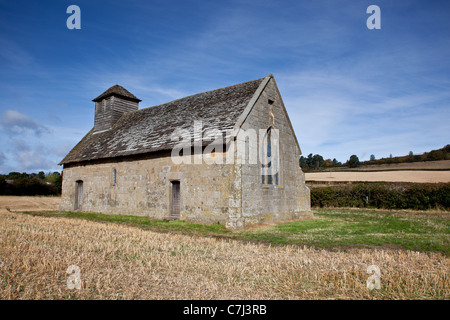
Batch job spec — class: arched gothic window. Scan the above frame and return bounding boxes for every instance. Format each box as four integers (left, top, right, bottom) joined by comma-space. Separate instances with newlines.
261, 127, 279, 185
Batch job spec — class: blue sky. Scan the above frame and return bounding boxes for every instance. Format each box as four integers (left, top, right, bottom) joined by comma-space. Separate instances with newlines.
0, 0, 449, 173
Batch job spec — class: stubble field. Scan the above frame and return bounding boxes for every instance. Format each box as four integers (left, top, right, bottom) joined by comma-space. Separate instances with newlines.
0, 196, 448, 299
305, 170, 450, 183
0, 195, 61, 212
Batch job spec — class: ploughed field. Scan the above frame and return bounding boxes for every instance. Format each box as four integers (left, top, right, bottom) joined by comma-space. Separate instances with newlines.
0, 196, 448, 299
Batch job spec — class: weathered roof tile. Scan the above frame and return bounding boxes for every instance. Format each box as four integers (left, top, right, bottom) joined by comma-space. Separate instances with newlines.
60, 77, 265, 165
92, 84, 142, 102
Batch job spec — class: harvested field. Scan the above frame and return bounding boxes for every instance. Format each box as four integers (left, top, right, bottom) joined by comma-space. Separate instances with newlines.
305, 170, 450, 183
0, 209, 448, 299
328, 160, 450, 172
0, 196, 61, 212
0, 196, 448, 299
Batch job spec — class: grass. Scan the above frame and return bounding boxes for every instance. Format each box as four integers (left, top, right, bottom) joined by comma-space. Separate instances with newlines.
24, 210, 230, 236
269, 209, 449, 254
24, 208, 450, 256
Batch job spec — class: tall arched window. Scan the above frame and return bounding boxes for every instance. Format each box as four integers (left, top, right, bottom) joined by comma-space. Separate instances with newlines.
112, 168, 117, 186
261, 127, 279, 185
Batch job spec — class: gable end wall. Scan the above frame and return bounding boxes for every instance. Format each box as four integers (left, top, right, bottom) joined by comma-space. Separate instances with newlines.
237, 78, 311, 226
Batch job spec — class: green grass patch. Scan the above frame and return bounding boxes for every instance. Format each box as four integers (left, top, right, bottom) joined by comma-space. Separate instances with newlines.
250, 208, 450, 254
22, 208, 450, 256
23, 210, 231, 237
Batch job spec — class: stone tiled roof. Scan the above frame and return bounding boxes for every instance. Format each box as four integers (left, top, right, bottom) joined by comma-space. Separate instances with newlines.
92, 84, 142, 102
59, 76, 266, 165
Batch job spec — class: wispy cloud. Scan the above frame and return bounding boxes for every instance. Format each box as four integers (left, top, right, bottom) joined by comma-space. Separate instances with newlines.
0, 37, 34, 69
11, 139, 55, 172
1, 110, 51, 136
51, 142, 74, 158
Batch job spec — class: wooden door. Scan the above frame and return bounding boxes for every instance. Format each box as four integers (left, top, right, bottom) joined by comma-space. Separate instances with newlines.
75, 181, 83, 211
171, 181, 180, 218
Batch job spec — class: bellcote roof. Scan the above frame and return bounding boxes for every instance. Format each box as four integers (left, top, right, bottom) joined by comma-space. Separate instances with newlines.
92, 84, 142, 102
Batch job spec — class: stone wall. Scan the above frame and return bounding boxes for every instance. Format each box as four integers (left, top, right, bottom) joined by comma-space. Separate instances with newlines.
236, 77, 311, 226
60, 152, 242, 225
61, 76, 311, 229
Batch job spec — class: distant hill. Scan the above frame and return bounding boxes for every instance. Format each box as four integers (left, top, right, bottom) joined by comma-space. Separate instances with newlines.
360, 145, 450, 167
329, 160, 450, 172
301, 145, 450, 172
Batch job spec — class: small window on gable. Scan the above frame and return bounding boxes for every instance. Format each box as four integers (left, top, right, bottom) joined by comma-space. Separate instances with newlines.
268, 99, 274, 105
112, 168, 117, 186
261, 127, 280, 185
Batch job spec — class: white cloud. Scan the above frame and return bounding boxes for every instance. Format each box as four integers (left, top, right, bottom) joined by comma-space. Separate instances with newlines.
1, 110, 51, 136
51, 142, 74, 158
11, 140, 55, 172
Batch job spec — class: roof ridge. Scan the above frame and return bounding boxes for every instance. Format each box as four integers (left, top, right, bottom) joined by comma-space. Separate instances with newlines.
134, 76, 267, 113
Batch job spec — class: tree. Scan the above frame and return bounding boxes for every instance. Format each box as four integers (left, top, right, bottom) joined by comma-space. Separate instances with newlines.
38, 171, 46, 180
299, 156, 308, 169
7, 172, 23, 180
312, 154, 324, 169
386, 153, 394, 164
54, 172, 62, 193
427, 150, 445, 161
323, 159, 333, 168
332, 158, 342, 167
348, 155, 360, 168
11, 177, 43, 195
370, 154, 376, 161
299, 153, 328, 170
0, 175, 7, 194
306, 153, 314, 168
406, 151, 414, 162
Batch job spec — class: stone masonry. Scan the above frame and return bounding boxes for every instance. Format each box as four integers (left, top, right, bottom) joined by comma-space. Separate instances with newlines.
60, 75, 311, 229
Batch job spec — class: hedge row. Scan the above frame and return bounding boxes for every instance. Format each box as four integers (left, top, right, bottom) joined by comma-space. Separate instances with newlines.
310, 182, 450, 210
0, 177, 61, 196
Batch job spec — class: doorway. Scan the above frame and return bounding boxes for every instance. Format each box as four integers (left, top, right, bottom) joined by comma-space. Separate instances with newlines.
75, 180, 83, 211
171, 181, 180, 218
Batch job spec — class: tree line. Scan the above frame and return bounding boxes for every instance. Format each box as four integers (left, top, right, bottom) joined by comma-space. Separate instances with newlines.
0, 171, 62, 196
299, 153, 359, 171
300, 144, 449, 171
364, 145, 449, 166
